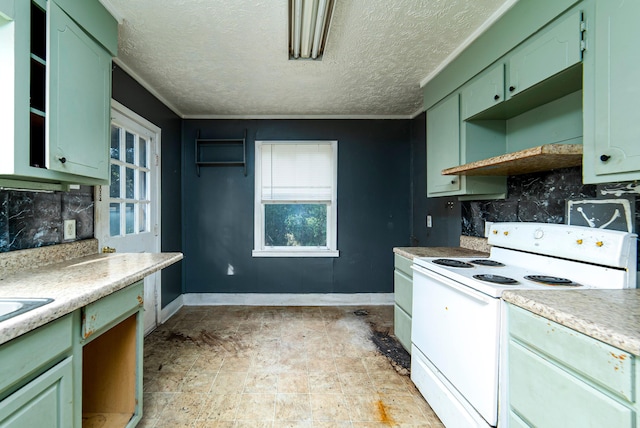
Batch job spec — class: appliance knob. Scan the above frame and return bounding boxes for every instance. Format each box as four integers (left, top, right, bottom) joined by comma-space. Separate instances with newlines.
534, 229, 544, 239
492, 230, 498, 234
576, 239, 583, 245
503, 231, 509, 236
596, 241, 604, 247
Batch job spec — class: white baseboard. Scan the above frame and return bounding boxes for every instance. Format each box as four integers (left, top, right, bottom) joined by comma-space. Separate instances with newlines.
160, 294, 184, 323
182, 293, 394, 306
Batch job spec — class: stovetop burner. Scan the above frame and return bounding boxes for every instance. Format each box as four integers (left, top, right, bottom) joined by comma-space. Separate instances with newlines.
470, 259, 504, 267
473, 274, 518, 284
432, 259, 474, 268
524, 275, 580, 286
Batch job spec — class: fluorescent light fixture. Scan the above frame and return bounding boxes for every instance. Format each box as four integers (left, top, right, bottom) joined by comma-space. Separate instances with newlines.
289, 0, 335, 60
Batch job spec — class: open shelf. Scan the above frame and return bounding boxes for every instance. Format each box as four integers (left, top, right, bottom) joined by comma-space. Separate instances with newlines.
195, 129, 247, 176
442, 144, 583, 176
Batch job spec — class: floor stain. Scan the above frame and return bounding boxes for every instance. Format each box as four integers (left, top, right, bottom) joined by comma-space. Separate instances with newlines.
376, 399, 396, 425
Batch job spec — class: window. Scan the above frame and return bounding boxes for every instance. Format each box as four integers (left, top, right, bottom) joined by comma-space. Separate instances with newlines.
253, 141, 338, 257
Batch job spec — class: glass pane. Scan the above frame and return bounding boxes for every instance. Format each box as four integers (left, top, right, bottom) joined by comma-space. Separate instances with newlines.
264, 204, 327, 246
126, 132, 135, 164
109, 203, 120, 236
126, 203, 135, 234
139, 171, 147, 200
110, 164, 120, 198
139, 203, 148, 233
110, 126, 120, 159
126, 167, 135, 199
139, 138, 147, 168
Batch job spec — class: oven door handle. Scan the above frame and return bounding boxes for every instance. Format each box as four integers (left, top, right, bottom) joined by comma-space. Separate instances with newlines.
412, 264, 494, 305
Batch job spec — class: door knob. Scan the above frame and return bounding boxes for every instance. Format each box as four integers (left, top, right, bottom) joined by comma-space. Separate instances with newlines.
494, 94, 500, 101
509, 86, 516, 92
600, 154, 611, 162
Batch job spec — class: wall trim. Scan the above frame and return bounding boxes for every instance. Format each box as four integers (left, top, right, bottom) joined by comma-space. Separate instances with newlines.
182, 293, 394, 306
160, 294, 184, 323
183, 114, 412, 120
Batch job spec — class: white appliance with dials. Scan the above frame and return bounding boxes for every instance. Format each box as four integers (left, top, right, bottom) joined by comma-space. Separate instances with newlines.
410, 222, 638, 428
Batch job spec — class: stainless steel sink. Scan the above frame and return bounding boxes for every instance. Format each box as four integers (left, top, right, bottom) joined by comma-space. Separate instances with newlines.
0, 298, 54, 323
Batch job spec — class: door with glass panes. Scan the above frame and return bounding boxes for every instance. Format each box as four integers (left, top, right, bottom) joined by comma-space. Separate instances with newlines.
95, 101, 161, 334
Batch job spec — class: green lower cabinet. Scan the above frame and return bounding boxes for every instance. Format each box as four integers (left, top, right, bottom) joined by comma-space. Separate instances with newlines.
508, 304, 639, 428
0, 357, 73, 428
393, 254, 412, 354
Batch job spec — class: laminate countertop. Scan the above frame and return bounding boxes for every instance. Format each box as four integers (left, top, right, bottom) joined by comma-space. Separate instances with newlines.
0, 252, 182, 346
503, 289, 640, 356
393, 246, 489, 260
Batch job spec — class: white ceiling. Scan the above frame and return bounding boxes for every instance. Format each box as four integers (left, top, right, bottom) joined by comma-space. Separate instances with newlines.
103, 0, 517, 118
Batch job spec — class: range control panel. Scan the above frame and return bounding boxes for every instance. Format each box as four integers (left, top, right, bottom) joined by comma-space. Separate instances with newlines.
487, 222, 637, 268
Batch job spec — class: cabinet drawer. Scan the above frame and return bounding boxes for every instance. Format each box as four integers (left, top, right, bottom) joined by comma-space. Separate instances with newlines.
394, 254, 412, 278
394, 304, 411, 354
394, 269, 412, 315
509, 305, 634, 401
507, 11, 582, 99
82, 282, 143, 339
0, 314, 72, 396
509, 340, 633, 428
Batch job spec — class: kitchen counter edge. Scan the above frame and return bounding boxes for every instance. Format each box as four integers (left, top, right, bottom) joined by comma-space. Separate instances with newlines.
393, 247, 489, 260
0, 252, 183, 345
502, 289, 640, 356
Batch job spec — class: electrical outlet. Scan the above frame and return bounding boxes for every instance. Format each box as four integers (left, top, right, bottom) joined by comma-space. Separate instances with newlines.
64, 219, 76, 240
426, 215, 432, 228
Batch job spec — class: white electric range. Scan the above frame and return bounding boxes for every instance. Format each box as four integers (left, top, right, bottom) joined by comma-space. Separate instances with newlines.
410, 222, 638, 428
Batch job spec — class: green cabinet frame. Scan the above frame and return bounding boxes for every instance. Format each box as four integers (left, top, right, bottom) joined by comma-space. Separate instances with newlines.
393, 254, 412, 353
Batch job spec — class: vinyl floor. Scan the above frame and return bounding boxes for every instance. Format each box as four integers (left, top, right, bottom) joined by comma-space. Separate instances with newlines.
138, 305, 444, 427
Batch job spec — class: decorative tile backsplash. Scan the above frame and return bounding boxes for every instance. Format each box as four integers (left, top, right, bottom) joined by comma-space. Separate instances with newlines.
0, 187, 94, 252
461, 166, 639, 237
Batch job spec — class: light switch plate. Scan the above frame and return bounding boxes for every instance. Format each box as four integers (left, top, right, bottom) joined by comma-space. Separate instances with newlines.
64, 219, 76, 240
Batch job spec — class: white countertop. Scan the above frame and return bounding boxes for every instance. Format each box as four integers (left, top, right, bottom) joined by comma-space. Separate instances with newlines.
503, 289, 640, 356
0, 252, 182, 345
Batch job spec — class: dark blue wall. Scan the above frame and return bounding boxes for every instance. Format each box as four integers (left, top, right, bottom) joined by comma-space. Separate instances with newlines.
182, 119, 411, 294
112, 65, 183, 306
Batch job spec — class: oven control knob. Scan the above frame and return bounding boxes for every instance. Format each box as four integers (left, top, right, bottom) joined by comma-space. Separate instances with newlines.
492, 230, 498, 234
576, 239, 583, 245
534, 229, 544, 239
596, 241, 604, 247
503, 231, 509, 236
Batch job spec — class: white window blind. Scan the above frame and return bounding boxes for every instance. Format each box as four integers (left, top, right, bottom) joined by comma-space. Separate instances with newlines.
260, 143, 333, 201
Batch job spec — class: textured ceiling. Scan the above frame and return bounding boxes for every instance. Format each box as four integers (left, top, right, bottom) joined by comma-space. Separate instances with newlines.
103, 0, 516, 118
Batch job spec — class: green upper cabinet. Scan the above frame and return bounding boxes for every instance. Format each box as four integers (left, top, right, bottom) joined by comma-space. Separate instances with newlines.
48, 1, 111, 180
427, 94, 461, 196
506, 11, 583, 100
583, 0, 640, 183
461, 63, 504, 121
0, 0, 117, 190
427, 92, 506, 198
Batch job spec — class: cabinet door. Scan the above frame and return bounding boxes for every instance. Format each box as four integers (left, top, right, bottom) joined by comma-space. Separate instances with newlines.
0, 357, 73, 428
586, 0, 640, 180
507, 11, 582, 99
509, 341, 634, 428
427, 94, 461, 196
47, 1, 110, 182
461, 64, 505, 120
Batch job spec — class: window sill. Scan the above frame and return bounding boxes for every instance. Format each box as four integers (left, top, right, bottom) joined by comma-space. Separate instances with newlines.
252, 249, 340, 258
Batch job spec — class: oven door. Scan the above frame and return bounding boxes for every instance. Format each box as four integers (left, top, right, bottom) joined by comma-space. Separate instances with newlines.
412, 264, 501, 426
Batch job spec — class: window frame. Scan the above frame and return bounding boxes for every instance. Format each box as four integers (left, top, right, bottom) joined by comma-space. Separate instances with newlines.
253, 140, 339, 258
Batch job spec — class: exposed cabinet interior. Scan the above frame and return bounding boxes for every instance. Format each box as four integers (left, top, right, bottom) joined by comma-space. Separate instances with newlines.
82, 314, 137, 427
29, 1, 46, 169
